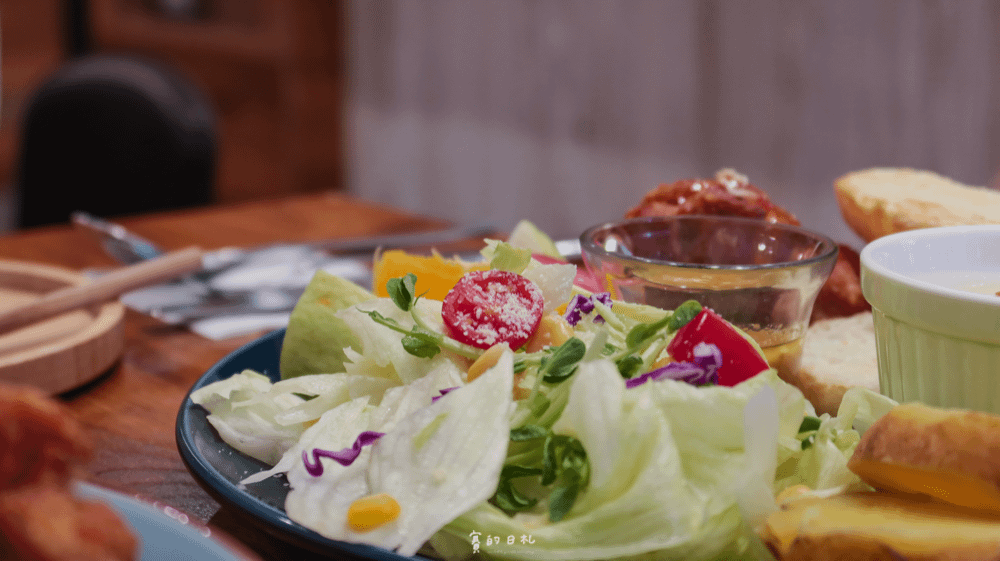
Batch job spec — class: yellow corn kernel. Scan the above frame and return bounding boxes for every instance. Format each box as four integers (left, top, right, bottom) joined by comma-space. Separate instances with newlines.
347, 493, 401, 532
524, 313, 574, 353
467, 343, 509, 382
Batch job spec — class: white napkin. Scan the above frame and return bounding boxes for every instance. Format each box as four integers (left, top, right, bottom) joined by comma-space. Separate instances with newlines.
111, 249, 373, 340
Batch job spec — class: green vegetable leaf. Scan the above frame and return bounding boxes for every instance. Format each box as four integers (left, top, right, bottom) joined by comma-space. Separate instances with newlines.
624, 315, 672, 350
493, 465, 543, 511
366, 310, 445, 358
541, 434, 558, 485
401, 334, 441, 358
529, 393, 551, 417
549, 476, 581, 522
541, 338, 586, 383
798, 415, 822, 433
510, 424, 550, 442
365, 309, 401, 329
540, 434, 590, 520
489, 242, 533, 274
542, 434, 586, 483
666, 299, 703, 332
615, 355, 644, 379
386, 273, 418, 311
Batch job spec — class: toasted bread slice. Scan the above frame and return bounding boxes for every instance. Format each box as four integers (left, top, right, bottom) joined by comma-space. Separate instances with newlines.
783, 311, 878, 417
835, 168, 1000, 242
848, 403, 1000, 512
763, 492, 1000, 561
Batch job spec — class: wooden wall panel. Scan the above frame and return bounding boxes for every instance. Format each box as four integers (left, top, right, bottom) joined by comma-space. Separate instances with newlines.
89, 0, 347, 204
0, 0, 66, 193
345, 0, 1000, 248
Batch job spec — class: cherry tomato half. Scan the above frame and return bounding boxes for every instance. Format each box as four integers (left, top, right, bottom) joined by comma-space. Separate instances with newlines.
442, 270, 545, 350
666, 308, 769, 386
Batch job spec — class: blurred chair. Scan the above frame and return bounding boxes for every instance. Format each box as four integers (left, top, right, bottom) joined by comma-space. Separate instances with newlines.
15, 54, 217, 229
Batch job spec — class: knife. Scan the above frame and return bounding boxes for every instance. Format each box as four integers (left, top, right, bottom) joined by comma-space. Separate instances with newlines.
72, 211, 501, 270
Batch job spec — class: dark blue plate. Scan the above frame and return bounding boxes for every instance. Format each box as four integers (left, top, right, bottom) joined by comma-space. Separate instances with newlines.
176, 329, 434, 560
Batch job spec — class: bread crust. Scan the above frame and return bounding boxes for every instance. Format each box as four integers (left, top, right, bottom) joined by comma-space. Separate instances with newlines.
852, 403, 1000, 489
786, 312, 878, 417
835, 168, 1000, 242
764, 493, 1000, 561
849, 403, 1000, 510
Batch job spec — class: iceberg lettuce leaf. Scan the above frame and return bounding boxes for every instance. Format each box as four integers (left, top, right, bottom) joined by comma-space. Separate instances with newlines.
280, 270, 375, 379
337, 298, 467, 384
284, 350, 515, 556
241, 363, 466, 485
191, 370, 308, 464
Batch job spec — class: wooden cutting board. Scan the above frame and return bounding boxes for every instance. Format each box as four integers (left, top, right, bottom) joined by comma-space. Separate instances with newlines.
0, 259, 125, 393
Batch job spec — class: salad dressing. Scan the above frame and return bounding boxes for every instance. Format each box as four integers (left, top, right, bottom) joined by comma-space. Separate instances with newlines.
909, 270, 1000, 298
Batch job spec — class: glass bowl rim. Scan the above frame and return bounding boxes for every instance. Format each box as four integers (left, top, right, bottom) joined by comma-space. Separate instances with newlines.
579, 214, 840, 271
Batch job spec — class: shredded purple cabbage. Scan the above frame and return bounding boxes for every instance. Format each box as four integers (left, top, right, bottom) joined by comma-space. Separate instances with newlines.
625, 343, 721, 388
302, 431, 385, 476
564, 292, 613, 326
432, 387, 459, 403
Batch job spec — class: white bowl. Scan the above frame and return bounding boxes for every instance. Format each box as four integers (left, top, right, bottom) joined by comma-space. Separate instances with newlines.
860, 225, 1000, 412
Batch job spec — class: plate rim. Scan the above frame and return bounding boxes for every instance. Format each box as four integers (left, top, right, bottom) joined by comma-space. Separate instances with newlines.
175, 328, 435, 560
76, 481, 247, 560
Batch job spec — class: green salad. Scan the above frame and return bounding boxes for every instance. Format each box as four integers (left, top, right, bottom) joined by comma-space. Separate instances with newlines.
191, 236, 896, 561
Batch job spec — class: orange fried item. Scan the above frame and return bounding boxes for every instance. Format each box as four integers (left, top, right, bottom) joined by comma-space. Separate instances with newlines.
627, 169, 869, 323
0, 483, 138, 561
0, 384, 137, 561
625, 168, 801, 225
810, 244, 870, 323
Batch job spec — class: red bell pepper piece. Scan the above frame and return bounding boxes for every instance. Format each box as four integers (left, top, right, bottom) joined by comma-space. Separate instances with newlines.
666, 308, 769, 386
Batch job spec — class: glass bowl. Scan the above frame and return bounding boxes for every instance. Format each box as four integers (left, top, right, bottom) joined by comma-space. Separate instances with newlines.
860, 225, 1000, 413
579, 215, 839, 376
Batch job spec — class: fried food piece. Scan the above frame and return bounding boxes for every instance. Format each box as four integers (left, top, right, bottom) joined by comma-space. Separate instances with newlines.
626, 168, 869, 322
810, 243, 870, 323
625, 168, 802, 225
0, 484, 138, 561
763, 492, 1000, 561
0, 383, 137, 561
0, 385, 91, 489
848, 402, 1000, 513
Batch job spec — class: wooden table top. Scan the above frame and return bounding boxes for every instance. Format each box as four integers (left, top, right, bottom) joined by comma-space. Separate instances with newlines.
0, 192, 456, 560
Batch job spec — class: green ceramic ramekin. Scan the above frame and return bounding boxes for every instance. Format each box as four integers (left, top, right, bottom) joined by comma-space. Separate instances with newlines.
860, 225, 1000, 413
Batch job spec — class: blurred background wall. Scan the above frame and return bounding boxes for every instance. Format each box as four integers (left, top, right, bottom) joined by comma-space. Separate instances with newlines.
345, 0, 1000, 249
2, 0, 1000, 249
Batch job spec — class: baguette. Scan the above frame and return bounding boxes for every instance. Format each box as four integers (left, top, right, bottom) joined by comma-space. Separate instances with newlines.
783, 311, 878, 417
835, 168, 1000, 242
